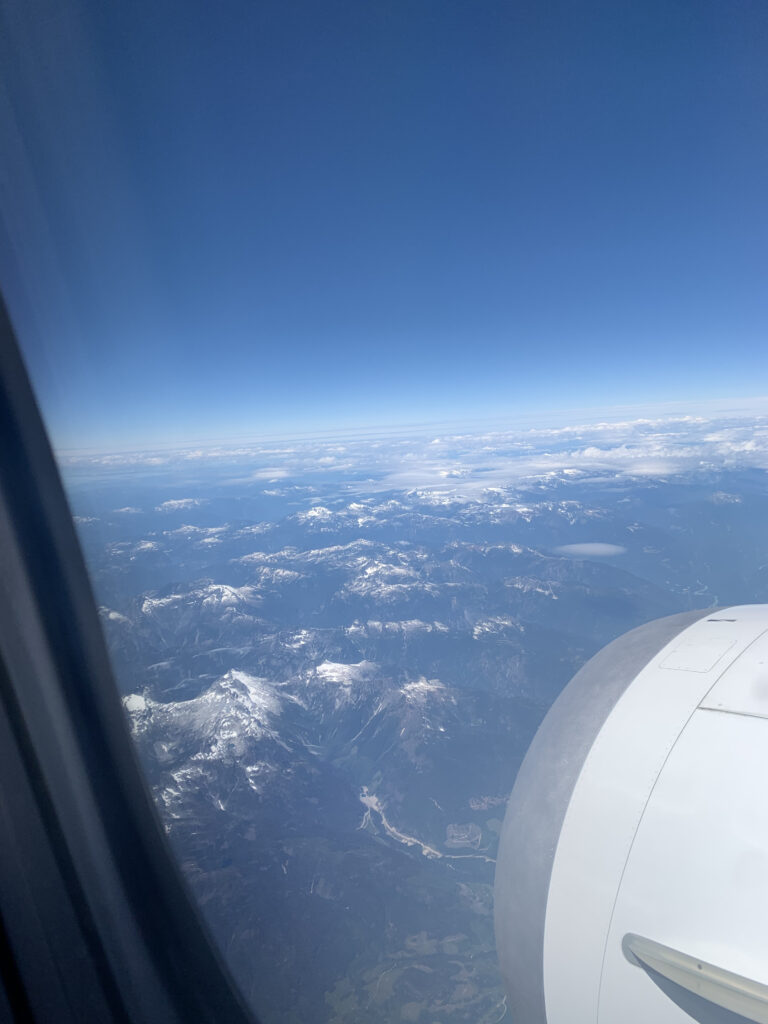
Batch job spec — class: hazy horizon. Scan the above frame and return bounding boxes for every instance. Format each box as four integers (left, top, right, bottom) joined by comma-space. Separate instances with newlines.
48, 393, 768, 459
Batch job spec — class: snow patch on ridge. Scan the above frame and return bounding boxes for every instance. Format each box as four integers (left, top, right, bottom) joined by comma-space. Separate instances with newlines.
315, 661, 378, 687
400, 678, 450, 705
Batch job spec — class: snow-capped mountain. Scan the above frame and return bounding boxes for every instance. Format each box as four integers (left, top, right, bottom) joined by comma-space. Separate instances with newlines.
69, 416, 768, 1022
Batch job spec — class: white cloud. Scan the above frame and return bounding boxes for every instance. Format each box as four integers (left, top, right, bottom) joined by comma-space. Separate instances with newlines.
133, 540, 160, 554
555, 543, 627, 557
155, 498, 204, 511
247, 468, 290, 480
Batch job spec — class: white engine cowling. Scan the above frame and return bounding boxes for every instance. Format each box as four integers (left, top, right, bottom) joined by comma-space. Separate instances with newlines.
495, 605, 768, 1024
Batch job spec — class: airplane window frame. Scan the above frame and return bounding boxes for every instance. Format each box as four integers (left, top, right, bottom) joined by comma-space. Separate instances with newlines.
0, 293, 259, 1024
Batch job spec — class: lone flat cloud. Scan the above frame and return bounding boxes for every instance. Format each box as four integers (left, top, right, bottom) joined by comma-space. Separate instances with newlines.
554, 543, 627, 557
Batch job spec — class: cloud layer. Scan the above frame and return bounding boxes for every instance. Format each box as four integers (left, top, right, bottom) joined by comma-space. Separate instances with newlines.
59, 412, 768, 498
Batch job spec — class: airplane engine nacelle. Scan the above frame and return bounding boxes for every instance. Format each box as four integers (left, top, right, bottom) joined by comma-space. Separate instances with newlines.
495, 605, 768, 1024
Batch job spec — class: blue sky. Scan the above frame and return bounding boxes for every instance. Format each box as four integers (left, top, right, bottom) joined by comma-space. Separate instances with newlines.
1, 0, 767, 450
